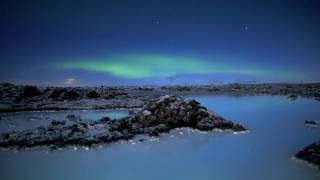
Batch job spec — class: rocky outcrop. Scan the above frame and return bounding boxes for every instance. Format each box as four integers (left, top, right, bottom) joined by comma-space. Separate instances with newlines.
305, 120, 318, 128
21, 86, 42, 98
288, 94, 298, 101
0, 95, 246, 149
48, 89, 80, 101
295, 142, 320, 169
87, 91, 99, 99
133, 95, 245, 132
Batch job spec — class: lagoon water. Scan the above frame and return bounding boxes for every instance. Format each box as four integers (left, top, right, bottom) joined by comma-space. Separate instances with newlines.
0, 95, 320, 180
0, 109, 128, 133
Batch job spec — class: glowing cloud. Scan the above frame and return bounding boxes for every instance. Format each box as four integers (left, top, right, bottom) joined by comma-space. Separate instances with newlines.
55, 54, 301, 80
64, 78, 77, 85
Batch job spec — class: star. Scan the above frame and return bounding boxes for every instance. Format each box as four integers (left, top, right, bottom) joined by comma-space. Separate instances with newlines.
154, 20, 160, 25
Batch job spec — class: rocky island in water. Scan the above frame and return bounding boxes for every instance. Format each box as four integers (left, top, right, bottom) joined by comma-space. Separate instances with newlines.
295, 142, 320, 170
0, 95, 246, 149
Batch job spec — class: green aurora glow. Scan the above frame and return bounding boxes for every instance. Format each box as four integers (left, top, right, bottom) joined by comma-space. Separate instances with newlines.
55, 54, 301, 80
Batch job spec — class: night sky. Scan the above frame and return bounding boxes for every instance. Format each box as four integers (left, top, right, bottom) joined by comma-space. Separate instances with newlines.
1, 0, 320, 86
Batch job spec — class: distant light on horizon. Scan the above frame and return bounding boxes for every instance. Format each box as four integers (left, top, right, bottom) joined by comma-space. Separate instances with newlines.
64, 78, 77, 85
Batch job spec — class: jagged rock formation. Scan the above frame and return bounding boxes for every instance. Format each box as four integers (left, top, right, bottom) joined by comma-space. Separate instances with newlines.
0, 95, 246, 149
133, 95, 245, 133
20, 86, 42, 99
48, 89, 80, 101
295, 142, 320, 169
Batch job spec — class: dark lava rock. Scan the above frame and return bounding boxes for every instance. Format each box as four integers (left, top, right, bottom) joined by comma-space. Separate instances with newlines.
66, 114, 78, 119
15, 86, 42, 102
49, 89, 80, 101
295, 142, 320, 169
288, 94, 298, 101
51, 120, 66, 126
48, 89, 64, 100
0, 83, 15, 87
133, 95, 245, 132
87, 91, 99, 99
305, 120, 318, 128
65, 114, 81, 121
0, 95, 246, 149
21, 86, 42, 98
100, 117, 111, 122
60, 90, 80, 100
313, 93, 320, 101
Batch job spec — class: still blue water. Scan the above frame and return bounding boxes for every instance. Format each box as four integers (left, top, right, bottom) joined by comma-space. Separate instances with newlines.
0, 109, 128, 133
0, 95, 319, 180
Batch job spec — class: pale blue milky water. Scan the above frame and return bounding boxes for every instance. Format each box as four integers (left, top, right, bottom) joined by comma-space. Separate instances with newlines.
0, 95, 319, 180
0, 109, 128, 133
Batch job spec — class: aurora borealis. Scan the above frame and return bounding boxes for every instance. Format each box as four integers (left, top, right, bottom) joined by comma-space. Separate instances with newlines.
1, 0, 320, 86
56, 54, 299, 80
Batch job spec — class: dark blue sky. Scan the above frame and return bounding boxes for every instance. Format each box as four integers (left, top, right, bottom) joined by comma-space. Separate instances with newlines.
1, 0, 320, 86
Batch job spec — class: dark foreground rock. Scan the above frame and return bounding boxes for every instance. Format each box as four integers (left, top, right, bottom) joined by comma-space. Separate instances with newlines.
295, 142, 320, 169
0, 95, 246, 149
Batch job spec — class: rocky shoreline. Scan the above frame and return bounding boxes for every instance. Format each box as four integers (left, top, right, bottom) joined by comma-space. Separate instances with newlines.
295, 142, 320, 169
0, 95, 246, 150
0, 83, 320, 113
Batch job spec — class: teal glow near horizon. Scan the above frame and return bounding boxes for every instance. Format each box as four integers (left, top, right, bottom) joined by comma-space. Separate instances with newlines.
55, 54, 301, 80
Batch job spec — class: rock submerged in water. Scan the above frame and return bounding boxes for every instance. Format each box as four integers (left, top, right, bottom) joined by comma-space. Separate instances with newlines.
295, 142, 320, 169
305, 120, 318, 128
0, 95, 246, 149
288, 94, 298, 101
